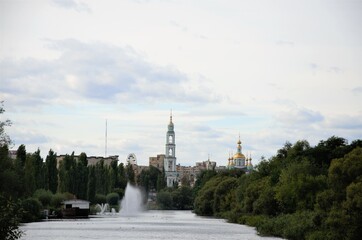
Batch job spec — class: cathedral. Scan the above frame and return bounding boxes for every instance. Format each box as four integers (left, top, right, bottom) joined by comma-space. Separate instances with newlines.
227, 136, 253, 172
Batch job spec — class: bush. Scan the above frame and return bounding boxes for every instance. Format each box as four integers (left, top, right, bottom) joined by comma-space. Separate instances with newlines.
157, 191, 173, 209
21, 198, 42, 222
95, 194, 107, 204
33, 189, 53, 207
113, 188, 125, 200
106, 192, 120, 205
0, 196, 23, 240
172, 186, 194, 210
257, 211, 316, 240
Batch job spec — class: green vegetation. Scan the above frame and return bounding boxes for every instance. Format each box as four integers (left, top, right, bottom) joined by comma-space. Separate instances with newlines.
156, 186, 194, 210
193, 137, 362, 240
1, 101, 362, 239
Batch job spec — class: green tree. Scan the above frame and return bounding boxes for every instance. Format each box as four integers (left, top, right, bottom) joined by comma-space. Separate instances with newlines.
58, 153, 76, 193
156, 168, 166, 191
45, 149, 58, 193
0, 196, 22, 240
33, 189, 53, 207
126, 162, 135, 185
194, 175, 223, 216
76, 152, 88, 199
15, 144, 26, 169
21, 197, 42, 222
0, 101, 12, 147
275, 160, 327, 213
24, 153, 36, 196
156, 190, 173, 209
0, 145, 23, 198
106, 192, 120, 205
213, 177, 238, 215
172, 186, 193, 210
87, 166, 96, 203
117, 163, 127, 190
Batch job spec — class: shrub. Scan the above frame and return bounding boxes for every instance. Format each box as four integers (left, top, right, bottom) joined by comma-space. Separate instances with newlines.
113, 188, 125, 200
106, 192, 120, 205
21, 198, 42, 222
33, 189, 53, 207
95, 194, 107, 204
257, 211, 316, 240
0, 196, 23, 240
157, 191, 173, 210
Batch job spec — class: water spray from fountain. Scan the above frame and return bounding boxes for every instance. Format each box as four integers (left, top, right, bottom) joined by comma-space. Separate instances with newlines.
96, 203, 109, 214
119, 182, 144, 216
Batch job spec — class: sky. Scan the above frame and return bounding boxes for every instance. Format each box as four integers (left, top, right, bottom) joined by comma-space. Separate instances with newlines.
0, 0, 361, 167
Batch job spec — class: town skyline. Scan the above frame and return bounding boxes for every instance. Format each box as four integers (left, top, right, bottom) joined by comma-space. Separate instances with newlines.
1, 0, 361, 166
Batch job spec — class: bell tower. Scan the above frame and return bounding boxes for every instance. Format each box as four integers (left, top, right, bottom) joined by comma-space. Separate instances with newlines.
164, 111, 177, 187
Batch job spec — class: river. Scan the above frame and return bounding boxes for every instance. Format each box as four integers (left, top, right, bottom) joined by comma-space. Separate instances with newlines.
20, 210, 281, 240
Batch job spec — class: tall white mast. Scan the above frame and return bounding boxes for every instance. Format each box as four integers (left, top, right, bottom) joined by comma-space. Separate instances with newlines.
105, 119, 107, 157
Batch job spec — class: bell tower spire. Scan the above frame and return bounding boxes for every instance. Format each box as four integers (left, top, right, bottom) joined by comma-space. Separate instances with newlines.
170, 109, 173, 123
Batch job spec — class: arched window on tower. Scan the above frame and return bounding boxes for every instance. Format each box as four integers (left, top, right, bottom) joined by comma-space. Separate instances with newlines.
169, 135, 173, 143
169, 148, 173, 156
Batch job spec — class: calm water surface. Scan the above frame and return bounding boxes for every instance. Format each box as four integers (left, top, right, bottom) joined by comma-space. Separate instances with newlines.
20, 210, 281, 240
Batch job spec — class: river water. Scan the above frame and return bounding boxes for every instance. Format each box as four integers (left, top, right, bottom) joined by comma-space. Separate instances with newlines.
20, 210, 281, 240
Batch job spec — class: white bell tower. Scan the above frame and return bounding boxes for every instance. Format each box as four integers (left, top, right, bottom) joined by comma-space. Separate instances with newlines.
164, 111, 177, 187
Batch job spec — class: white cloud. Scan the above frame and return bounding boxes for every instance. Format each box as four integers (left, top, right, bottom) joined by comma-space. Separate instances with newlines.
1, 39, 219, 108
52, 0, 91, 12
1, 0, 362, 167
275, 107, 324, 128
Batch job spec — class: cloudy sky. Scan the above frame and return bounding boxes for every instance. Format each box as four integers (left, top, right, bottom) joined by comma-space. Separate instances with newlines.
1, 0, 361, 166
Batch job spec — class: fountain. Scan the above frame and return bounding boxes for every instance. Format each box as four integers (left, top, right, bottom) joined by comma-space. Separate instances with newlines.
119, 182, 143, 216
96, 203, 109, 214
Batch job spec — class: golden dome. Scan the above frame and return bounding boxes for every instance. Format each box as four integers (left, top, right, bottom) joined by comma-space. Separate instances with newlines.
233, 152, 245, 159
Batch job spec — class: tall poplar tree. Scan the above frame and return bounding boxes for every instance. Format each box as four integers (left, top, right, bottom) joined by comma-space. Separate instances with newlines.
45, 149, 58, 193
87, 166, 96, 203
76, 152, 88, 199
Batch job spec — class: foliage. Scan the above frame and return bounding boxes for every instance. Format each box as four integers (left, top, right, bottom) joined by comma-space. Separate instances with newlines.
156, 190, 173, 210
51, 193, 67, 208
0, 101, 12, 147
0, 196, 23, 240
106, 192, 120, 205
0, 146, 23, 198
95, 194, 107, 204
138, 166, 162, 194
193, 137, 362, 239
171, 186, 193, 210
21, 198, 42, 222
33, 189, 53, 207
155, 186, 194, 210
256, 211, 317, 240
126, 162, 136, 185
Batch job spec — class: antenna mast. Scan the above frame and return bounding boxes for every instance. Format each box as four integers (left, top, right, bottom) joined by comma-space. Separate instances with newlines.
105, 119, 107, 157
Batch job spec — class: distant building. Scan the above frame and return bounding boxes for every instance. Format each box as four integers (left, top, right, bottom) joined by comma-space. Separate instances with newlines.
8, 150, 17, 160
62, 199, 90, 218
126, 153, 137, 165
195, 157, 216, 171
149, 154, 165, 171
56, 155, 119, 168
176, 165, 197, 186
87, 155, 119, 166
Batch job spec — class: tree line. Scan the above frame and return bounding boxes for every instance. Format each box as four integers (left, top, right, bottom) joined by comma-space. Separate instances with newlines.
193, 136, 362, 240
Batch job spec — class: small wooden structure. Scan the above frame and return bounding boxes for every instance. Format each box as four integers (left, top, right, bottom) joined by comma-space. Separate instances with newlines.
62, 199, 90, 218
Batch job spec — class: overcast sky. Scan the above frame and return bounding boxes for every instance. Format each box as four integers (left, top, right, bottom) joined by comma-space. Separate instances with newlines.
1, 0, 361, 166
